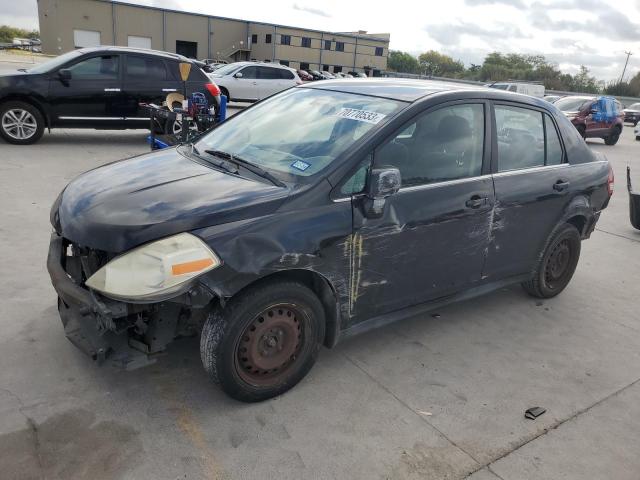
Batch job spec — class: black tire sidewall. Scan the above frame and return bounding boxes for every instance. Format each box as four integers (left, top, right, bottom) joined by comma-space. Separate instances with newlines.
210, 282, 325, 402
536, 224, 581, 297
0, 101, 45, 145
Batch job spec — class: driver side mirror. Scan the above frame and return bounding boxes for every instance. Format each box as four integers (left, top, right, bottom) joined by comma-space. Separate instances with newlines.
58, 69, 71, 82
233, 72, 243, 79
363, 167, 401, 218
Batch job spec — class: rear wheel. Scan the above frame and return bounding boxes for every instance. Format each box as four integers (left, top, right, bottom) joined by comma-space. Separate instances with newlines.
219, 87, 230, 102
0, 101, 44, 145
604, 126, 621, 145
200, 281, 325, 402
522, 223, 581, 299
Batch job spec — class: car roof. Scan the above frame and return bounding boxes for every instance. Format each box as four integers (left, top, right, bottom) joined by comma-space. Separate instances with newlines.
75, 46, 192, 62
302, 78, 485, 102
230, 61, 292, 70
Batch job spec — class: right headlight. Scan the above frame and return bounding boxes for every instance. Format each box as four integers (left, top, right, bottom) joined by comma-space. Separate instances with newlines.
85, 233, 221, 302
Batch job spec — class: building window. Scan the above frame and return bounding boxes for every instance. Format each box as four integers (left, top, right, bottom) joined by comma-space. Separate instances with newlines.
322, 64, 329, 71
324, 40, 331, 50
251, 34, 258, 44
301, 37, 311, 48
280, 60, 290, 66
300, 62, 310, 70
280, 35, 291, 45
333, 66, 342, 73
335, 42, 344, 52
375, 46, 384, 56
265, 34, 272, 43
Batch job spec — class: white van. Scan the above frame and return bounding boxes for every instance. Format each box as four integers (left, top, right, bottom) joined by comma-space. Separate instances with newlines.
488, 82, 545, 98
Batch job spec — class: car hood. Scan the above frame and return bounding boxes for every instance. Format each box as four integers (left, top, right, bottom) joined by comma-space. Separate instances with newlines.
624, 109, 640, 113
53, 148, 289, 252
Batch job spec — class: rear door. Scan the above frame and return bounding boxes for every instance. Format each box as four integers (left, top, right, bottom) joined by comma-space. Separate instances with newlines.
482, 102, 572, 281
349, 101, 494, 319
122, 54, 176, 124
48, 53, 125, 127
256, 66, 282, 99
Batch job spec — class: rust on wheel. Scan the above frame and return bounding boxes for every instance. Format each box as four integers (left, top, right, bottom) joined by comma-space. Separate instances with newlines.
235, 304, 304, 386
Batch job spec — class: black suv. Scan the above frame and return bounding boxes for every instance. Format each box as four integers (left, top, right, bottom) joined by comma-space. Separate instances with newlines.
0, 46, 221, 144
48, 80, 612, 402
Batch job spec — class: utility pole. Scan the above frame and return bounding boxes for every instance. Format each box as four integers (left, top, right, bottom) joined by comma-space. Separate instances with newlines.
619, 51, 633, 83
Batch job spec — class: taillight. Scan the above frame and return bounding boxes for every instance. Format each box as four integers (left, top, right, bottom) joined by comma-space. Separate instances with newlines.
607, 163, 614, 196
205, 82, 221, 97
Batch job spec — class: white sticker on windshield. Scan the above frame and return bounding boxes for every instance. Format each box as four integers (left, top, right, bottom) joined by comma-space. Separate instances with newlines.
334, 108, 387, 124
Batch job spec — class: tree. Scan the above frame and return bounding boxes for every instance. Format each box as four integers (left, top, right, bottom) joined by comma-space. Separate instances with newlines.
0, 25, 39, 44
572, 66, 599, 93
418, 50, 465, 77
387, 50, 420, 74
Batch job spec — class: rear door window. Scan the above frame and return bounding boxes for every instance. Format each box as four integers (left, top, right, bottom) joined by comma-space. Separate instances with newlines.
279, 69, 295, 80
544, 114, 564, 165
125, 55, 169, 80
67, 55, 120, 80
495, 105, 545, 171
257, 66, 280, 80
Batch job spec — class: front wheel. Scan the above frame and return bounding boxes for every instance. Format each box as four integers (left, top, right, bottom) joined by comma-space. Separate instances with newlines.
0, 101, 44, 145
200, 281, 325, 402
604, 127, 621, 145
522, 223, 581, 299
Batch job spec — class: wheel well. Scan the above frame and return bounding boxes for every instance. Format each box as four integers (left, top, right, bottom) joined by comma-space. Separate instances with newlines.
228, 269, 340, 348
0, 95, 49, 127
219, 86, 229, 99
566, 215, 587, 236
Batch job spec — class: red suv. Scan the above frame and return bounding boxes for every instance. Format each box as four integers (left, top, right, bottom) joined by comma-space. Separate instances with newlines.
554, 95, 624, 145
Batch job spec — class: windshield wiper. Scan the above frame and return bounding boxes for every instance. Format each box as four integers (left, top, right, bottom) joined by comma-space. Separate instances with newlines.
204, 149, 285, 187
183, 144, 236, 174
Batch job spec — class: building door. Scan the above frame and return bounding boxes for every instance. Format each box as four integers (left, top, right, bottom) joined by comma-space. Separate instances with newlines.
176, 40, 198, 59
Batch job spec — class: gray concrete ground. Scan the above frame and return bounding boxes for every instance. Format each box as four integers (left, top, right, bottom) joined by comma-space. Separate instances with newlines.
0, 104, 639, 479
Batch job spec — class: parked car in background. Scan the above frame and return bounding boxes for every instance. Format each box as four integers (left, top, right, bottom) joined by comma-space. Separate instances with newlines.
554, 95, 624, 145
48, 79, 612, 402
489, 82, 545, 98
623, 102, 640, 126
296, 69, 314, 81
348, 71, 368, 78
207, 61, 301, 102
308, 70, 325, 81
544, 95, 563, 103
321, 70, 336, 79
0, 46, 221, 145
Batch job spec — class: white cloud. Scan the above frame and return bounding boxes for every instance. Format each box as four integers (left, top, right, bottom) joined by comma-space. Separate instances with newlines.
2, 0, 640, 80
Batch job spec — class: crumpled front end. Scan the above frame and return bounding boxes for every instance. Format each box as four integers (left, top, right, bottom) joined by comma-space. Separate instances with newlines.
46, 233, 214, 369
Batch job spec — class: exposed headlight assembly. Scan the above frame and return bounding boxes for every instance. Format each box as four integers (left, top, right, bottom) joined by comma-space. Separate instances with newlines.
85, 233, 221, 302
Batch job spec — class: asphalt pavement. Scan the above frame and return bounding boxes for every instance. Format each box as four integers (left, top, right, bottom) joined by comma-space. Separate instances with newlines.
0, 112, 639, 479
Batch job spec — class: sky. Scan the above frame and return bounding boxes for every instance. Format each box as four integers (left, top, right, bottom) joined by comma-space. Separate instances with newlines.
2, 0, 640, 81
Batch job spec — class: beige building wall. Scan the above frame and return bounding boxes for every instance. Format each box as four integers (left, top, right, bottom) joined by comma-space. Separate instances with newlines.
38, 0, 114, 54
37, 0, 389, 72
113, 4, 163, 50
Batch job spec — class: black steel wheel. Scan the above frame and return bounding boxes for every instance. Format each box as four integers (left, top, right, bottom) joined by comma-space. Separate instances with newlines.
200, 280, 325, 402
522, 223, 581, 298
604, 127, 621, 145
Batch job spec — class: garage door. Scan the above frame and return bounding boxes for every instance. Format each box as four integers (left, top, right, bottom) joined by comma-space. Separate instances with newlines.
73, 29, 101, 48
128, 36, 152, 49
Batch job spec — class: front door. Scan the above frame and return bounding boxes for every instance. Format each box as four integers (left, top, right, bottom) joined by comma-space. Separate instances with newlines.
349, 101, 494, 320
48, 53, 125, 127
233, 66, 259, 101
483, 103, 573, 280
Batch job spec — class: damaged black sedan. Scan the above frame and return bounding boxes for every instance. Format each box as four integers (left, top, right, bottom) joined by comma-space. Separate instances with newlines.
48, 80, 613, 402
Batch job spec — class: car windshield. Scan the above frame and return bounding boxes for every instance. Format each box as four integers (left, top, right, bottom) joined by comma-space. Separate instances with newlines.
629, 103, 640, 110
196, 87, 404, 181
489, 84, 509, 90
213, 63, 243, 75
554, 97, 592, 112
27, 50, 83, 73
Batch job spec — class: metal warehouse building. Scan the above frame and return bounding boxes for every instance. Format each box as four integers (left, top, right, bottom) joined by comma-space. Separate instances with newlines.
37, 0, 390, 76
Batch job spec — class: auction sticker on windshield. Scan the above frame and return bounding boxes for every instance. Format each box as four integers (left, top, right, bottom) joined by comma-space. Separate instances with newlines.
335, 108, 387, 124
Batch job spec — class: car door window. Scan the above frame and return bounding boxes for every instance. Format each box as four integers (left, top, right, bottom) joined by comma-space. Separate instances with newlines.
239, 66, 258, 79
545, 115, 564, 165
374, 103, 485, 187
126, 55, 169, 80
495, 105, 544, 171
257, 67, 279, 80
66, 55, 119, 80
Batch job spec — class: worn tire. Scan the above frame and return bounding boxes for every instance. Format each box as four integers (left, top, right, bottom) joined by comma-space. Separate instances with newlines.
604, 127, 621, 146
0, 101, 44, 145
522, 223, 581, 299
200, 280, 325, 402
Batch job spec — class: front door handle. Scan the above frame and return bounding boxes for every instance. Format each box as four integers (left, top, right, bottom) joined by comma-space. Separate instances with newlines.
162, 88, 177, 92
104, 88, 121, 92
553, 180, 570, 192
465, 196, 488, 208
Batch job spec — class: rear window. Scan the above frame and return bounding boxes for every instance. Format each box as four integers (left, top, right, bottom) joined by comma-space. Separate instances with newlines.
554, 97, 592, 112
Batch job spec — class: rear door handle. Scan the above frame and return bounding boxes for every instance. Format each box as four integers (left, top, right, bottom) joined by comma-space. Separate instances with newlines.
553, 180, 570, 192
103, 88, 121, 92
465, 196, 488, 208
